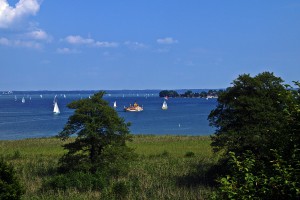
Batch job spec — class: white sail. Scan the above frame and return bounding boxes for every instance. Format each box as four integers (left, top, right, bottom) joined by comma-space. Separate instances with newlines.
53, 102, 60, 114
22, 97, 25, 103
162, 100, 168, 110
113, 101, 117, 108
53, 96, 60, 114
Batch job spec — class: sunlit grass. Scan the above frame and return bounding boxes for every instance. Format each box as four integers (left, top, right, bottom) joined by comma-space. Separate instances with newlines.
0, 135, 217, 199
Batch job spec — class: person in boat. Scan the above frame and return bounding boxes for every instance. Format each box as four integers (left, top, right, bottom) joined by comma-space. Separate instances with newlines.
134, 102, 138, 107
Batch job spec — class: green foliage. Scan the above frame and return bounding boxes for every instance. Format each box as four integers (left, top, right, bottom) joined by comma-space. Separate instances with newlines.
208, 72, 293, 157
212, 149, 300, 199
44, 171, 108, 191
57, 91, 133, 174
159, 90, 179, 98
12, 150, 21, 159
159, 89, 223, 98
0, 157, 24, 200
111, 181, 130, 199
100, 144, 136, 178
184, 90, 194, 97
185, 151, 195, 157
209, 72, 300, 198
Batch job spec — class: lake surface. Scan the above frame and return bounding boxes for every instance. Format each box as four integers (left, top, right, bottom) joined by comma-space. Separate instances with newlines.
0, 90, 217, 140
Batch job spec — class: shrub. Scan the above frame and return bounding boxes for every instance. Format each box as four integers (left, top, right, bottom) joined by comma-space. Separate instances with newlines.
0, 157, 24, 200
185, 151, 195, 157
112, 181, 129, 199
45, 171, 108, 191
212, 149, 300, 199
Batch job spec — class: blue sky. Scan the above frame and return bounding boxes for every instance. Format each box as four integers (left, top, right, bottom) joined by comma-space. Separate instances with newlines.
0, 0, 299, 90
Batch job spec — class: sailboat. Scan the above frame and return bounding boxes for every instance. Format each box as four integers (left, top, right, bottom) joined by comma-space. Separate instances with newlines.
53, 96, 60, 114
162, 100, 168, 110
113, 101, 117, 108
22, 97, 25, 103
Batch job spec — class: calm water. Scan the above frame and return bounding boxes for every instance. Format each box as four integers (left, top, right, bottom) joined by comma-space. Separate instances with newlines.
0, 91, 217, 140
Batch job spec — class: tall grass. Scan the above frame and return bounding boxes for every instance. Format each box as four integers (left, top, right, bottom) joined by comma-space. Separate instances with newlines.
0, 135, 217, 199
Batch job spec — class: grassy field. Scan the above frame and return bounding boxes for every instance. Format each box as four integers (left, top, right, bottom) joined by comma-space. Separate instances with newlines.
0, 135, 218, 199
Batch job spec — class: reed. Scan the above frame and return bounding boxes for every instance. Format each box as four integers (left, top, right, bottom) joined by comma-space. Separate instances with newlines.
0, 135, 217, 199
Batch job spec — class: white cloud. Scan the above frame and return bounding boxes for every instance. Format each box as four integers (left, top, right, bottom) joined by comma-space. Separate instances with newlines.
0, 37, 41, 49
94, 41, 118, 48
124, 41, 147, 50
25, 29, 51, 41
157, 37, 178, 45
56, 47, 80, 54
65, 35, 94, 45
64, 35, 118, 48
0, 0, 41, 28
0, 37, 10, 45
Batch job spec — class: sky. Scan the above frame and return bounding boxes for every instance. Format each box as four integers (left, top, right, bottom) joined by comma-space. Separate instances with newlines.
0, 0, 300, 90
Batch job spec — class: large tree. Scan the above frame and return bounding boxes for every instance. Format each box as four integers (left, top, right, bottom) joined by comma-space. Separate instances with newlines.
208, 72, 296, 159
209, 72, 300, 198
58, 91, 133, 173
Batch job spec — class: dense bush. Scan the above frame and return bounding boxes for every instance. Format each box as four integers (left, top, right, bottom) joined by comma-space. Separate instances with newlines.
212, 149, 300, 199
0, 157, 24, 200
209, 72, 300, 198
208, 72, 295, 158
45, 171, 108, 191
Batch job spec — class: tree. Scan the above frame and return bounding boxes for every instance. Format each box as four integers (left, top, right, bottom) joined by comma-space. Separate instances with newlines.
159, 90, 179, 98
208, 72, 293, 159
183, 90, 193, 97
209, 72, 300, 198
0, 157, 24, 200
58, 91, 133, 173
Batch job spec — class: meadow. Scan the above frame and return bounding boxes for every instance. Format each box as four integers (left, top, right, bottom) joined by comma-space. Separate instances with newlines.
0, 135, 218, 199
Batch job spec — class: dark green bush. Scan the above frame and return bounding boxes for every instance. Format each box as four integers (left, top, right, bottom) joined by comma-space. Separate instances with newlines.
112, 181, 129, 199
185, 151, 195, 157
208, 73, 300, 198
100, 145, 136, 178
0, 157, 24, 200
161, 150, 170, 157
212, 149, 300, 199
45, 171, 108, 191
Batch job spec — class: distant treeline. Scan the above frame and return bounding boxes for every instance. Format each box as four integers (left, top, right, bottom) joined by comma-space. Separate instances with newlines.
159, 89, 223, 98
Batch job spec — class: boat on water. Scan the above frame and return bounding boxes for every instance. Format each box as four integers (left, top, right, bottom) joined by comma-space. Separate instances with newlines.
113, 101, 117, 108
124, 102, 143, 112
53, 96, 60, 114
162, 100, 168, 110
